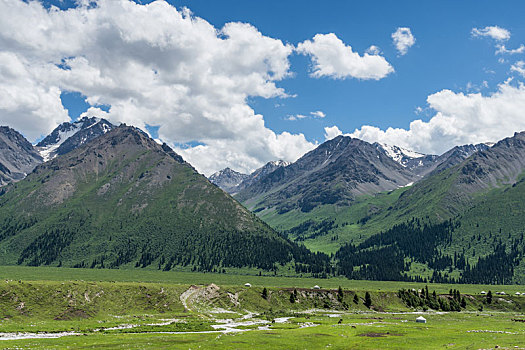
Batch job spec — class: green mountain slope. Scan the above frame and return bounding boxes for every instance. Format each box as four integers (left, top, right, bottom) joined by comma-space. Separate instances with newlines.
0, 126, 327, 273
332, 132, 525, 284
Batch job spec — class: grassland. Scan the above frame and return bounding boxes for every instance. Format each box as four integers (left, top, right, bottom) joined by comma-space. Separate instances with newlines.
1, 266, 525, 349
2, 265, 525, 294
3, 312, 525, 349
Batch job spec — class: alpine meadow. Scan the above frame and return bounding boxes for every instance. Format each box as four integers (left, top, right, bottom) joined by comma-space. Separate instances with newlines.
1, 0, 525, 349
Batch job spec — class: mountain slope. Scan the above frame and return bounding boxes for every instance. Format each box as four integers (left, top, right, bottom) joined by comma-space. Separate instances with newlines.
0, 126, 326, 272
236, 160, 290, 192
0, 126, 42, 186
36, 117, 114, 161
236, 136, 417, 214
412, 143, 490, 177
333, 132, 525, 283
391, 132, 525, 219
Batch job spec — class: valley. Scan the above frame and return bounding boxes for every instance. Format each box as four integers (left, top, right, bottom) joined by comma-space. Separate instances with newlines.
1, 266, 524, 349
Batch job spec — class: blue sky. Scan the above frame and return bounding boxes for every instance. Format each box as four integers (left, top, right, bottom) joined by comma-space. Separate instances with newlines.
57, 0, 525, 141
3, 0, 525, 174
167, 0, 524, 135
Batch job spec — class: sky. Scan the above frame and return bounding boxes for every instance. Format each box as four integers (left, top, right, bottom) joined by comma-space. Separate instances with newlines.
1, 0, 525, 175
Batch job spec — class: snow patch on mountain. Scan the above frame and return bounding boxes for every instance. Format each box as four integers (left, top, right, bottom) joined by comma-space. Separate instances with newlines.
376, 143, 425, 167
38, 125, 81, 161
36, 117, 114, 162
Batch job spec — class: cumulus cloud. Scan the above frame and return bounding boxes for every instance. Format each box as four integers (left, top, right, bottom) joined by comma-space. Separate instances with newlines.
296, 33, 394, 80
348, 81, 525, 155
324, 125, 343, 140
471, 26, 511, 41
0, 0, 316, 175
496, 44, 525, 55
391, 27, 415, 55
310, 110, 326, 118
511, 61, 525, 77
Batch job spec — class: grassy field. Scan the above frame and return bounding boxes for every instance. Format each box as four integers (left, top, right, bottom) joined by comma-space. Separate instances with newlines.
1, 265, 525, 294
2, 312, 525, 349
1, 266, 525, 349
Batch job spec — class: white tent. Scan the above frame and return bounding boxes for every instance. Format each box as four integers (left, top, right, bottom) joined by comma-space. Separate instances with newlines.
416, 316, 427, 323
244, 283, 252, 287
313, 285, 320, 290
480, 291, 486, 295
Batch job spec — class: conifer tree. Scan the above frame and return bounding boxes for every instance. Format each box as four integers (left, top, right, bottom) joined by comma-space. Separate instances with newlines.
364, 292, 372, 308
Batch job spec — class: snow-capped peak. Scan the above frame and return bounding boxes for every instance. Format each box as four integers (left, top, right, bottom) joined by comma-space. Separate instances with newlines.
38, 125, 82, 162
376, 143, 426, 167
36, 117, 114, 162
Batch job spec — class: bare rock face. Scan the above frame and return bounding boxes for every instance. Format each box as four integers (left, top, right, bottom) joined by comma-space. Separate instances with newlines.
209, 168, 249, 193
0, 126, 42, 186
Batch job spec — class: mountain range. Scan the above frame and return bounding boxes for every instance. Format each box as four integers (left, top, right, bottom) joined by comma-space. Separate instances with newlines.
208, 132, 524, 283
1, 118, 524, 284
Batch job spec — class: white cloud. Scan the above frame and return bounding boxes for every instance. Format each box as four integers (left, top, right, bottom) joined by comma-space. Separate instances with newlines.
296, 33, 394, 80
348, 80, 525, 155
324, 125, 343, 141
466, 80, 489, 92
0, 52, 69, 139
511, 61, 525, 77
471, 26, 511, 41
310, 110, 326, 118
286, 114, 308, 121
365, 45, 381, 55
0, 0, 316, 175
391, 27, 415, 56
496, 44, 525, 55
286, 110, 325, 121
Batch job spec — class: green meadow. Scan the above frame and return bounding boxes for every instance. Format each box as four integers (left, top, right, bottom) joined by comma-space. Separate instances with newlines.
1, 266, 524, 349
1, 265, 524, 294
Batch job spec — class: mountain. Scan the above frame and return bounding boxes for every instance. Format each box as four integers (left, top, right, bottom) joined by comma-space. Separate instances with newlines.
209, 160, 290, 194
36, 117, 114, 161
334, 131, 525, 284
235, 136, 417, 214
208, 168, 249, 193
0, 125, 328, 272
374, 142, 491, 177
226, 132, 525, 284
0, 126, 42, 186
236, 160, 290, 192
392, 133, 524, 218
410, 143, 490, 177
374, 143, 431, 168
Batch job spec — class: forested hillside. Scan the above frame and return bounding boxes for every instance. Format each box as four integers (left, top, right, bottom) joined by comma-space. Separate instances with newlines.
0, 126, 329, 274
